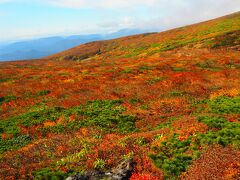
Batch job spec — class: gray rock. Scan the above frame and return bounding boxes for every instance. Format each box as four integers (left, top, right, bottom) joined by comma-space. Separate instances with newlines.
66, 160, 133, 180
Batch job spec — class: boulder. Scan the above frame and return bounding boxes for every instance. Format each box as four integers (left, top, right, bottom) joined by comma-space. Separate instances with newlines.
66, 159, 133, 180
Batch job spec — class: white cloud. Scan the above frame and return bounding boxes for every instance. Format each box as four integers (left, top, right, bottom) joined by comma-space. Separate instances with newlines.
41, 0, 240, 31
96, 0, 240, 32
99, 17, 135, 30
41, 0, 240, 12
1, 0, 240, 41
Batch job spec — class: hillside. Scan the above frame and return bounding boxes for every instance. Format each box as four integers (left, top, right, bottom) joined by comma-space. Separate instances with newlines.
0, 12, 240, 179
0, 29, 148, 61
48, 12, 240, 61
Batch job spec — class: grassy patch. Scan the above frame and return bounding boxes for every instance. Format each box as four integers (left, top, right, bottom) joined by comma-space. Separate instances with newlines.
129, 98, 143, 105
67, 100, 137, 133
172, 67, 186, 72
151, 43, 161, 48
21, 107, 65, 127
0, 78, 12, 83
0, 95, 17, 105
93, 158, 106, 170
0, 100, 137, 138
135, 137, 148, 146
120, 68, 133, 74
139, 104, 150, 110
155, 116, 178, 130
149, 134, 196, 179
33, 167, 71, 180
41, 99, 137, 134
155, 121, 172, 130
197, 116, 240, 148
139, 66, 154, 73
211, 30, 240, 48
0, 106, 65, 137
0, 100, 137, 153
195, 59, 221, 71
169, 91, 185, 97
208, 96, 240, 114
37, 90, 51, 96
146, 77, 167, 84
198, 116, 226, 129
0, 135, 32, 153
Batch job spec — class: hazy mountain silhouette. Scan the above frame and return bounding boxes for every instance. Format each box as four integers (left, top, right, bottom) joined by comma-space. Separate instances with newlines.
0, 29, 150, 61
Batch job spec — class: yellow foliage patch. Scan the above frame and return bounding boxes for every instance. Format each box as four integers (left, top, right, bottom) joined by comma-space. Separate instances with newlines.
210, 88, 239, 100
43, 121, 56, 127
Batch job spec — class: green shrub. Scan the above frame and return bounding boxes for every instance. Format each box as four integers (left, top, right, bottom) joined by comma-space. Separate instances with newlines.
40, 124, 66, 136
0, 100, 137, 145
170, 91, 185, 97
135, 137, 148, 146
93, 158, 106, 170
195, 59, 221, 71
211, 30, 240, 48
149, 134, 195, 178
172, 67, 186, 72
0, 135, 32, 153
37, 90, 51, 96
146, 77, 167, 84
197, 115, 240, 148
0, 106, 65, 137
151, 43, 161, 48
0, 78, 12, 83
197, 116, 227, 129
70, 100, 137, 133
208, 96, 240, 114
0, 117, 20, 136
155, 117, 179, 130
160, 44, 177, 51
139, 66, 153, 72
155, 121, 172, 130
20, 107, 65, 127
0, 95, 17, 104
120, 68, 133, 74
139, 105, 150, 110
129, 98, 143, 105
33, 167, 70, 180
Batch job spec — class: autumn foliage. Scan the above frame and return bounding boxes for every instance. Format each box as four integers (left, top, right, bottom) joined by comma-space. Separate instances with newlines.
0, 12, 240, 179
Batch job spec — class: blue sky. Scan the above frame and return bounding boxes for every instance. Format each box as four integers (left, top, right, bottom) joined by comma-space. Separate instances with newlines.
0, 0, 239, 42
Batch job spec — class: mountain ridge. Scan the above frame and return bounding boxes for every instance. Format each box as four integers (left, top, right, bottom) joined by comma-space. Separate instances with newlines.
48, 11, 240, 62
0, 29, 151, 61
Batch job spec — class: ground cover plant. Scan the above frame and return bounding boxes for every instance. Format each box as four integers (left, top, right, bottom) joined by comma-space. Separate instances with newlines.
0, 12, 240, 179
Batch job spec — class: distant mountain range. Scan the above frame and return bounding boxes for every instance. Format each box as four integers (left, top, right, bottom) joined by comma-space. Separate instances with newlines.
0, 29, 151, 61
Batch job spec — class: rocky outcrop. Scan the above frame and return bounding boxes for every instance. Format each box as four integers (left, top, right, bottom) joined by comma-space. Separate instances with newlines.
66, 159, 133, 180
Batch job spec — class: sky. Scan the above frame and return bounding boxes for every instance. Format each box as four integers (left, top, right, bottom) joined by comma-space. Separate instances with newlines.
0, 0, 239, 42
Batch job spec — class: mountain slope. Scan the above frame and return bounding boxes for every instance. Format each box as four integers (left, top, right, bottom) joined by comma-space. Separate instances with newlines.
0, 12, 239, 179
49, 11, 240, 61
0, 29, 148, 61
